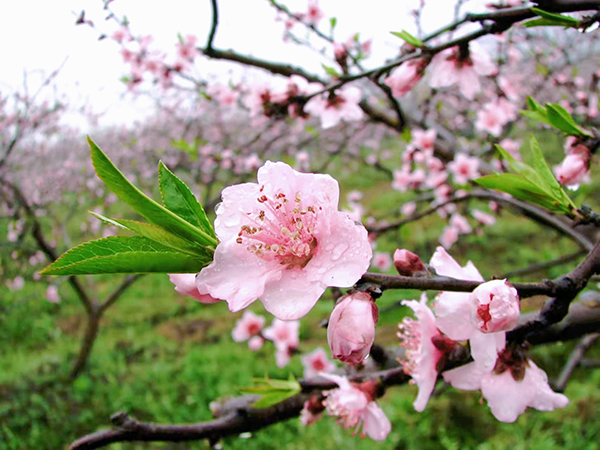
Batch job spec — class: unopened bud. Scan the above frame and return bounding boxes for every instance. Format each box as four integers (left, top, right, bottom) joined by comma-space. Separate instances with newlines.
393, 249, 426, 276
327, 292, 378, 364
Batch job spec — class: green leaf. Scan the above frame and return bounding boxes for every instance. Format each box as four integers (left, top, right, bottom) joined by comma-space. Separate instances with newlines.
520, 97, 551, 126
390, 30, 424, 47
546, 104, 592, 137
523, 18, 568, 28
40, 236, 210, 276
158, 161, 215, 238
238, 376, 301, 409
494, 144, 545, 188
528, 8, 580, 26
89, 212, 211, 257
329, 17, 337, 30
321, 64, 340, 78
474, 174, 571, 214
87, 137, 218, 249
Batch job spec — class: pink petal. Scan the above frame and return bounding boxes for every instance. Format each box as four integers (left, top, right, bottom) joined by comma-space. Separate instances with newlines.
196, 240, 281, 312
362, 402, 392, 441
470, 331, 505, 372
442, 362, 485, 390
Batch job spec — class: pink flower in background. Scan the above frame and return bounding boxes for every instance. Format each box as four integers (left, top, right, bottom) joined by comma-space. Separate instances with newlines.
439, 225, 459, 249
372, 251, 392, 271
263, 318, 300, 350
401, 201, 417, 216
428, 43, 496, 100
449, 213, 472, 235
304, 86, 364, 129
306, 0, 324, 25
399, 293, 449, 412
321, 373, 392, 441
302, 348, 336, 378
393, 249, 426, 276
472, 209, 496, 226
46, 285, 60, 303
429, 248, 510, 371
384, 59, 427, 98
248, 336, 265, 351
475, 104, 505, 137
443, 357, 568, 423
327, 292, 378, 364
168, 274, 220, 304
7, 276, 24, 291
231, 310, 266, 343
412, 128, 437, 152
196, 162, 372, 320
448, 153, 480, 185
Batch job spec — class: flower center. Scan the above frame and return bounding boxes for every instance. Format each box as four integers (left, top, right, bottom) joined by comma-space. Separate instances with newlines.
397, 317, 421, 375
237, 188, 319, 269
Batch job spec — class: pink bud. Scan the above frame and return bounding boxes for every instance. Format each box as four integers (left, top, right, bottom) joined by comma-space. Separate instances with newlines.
393, 249, 426, 276
327, 292, 378, 364
470, 279, 520, 333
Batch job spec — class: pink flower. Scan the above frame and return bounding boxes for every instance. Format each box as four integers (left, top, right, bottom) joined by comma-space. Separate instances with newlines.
372, 251, 392, 271
304, 86, 364, 129
443, 357, 568, 423
46, 285, 60, 303
263, 318, 300, 350
248, 336, 265, 351
472, 209, 496, 226
412, 128, 437, 152
449, 213, 472, 235
470, 280, 520, 333
384, 59, 427, 98
400, 201, 417, 216
7, 276, 24, 291
554, 147, 591, 189
428, 43, 496, 100
168, 274, 220, 304
305, 0, 324, 25
302, 347, 336, 379
393, 249, 426, 276
327, 292, 378, 364
321, 373, 392, 441
475, 104, 505, 137
447, 153, 480, 185
429, 248, 508, 371
196, 162, 372, 320
231, 310, 265, 343
300, 396, 325, 425
439, 225, 459, 249
399, 293, 449, 411
499, 138, 521, 161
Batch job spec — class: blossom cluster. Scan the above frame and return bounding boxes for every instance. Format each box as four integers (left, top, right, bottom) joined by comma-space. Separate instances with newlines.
398, 247, 569, 422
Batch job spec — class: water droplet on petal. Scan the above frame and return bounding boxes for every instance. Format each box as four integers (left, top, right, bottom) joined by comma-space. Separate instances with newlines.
331, 243, 348, 261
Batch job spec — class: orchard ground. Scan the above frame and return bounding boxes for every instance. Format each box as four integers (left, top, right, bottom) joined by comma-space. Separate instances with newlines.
1, 132, 599, 450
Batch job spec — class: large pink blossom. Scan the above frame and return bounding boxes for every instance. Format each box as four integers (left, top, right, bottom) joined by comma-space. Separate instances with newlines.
398, 293, 447, 412
327, 292, 378, 364
443, 359, 568, 422
428, 43, 496, 100
429, 247, 508, 371
321, 373, 392, 441
196, 161, 372, 320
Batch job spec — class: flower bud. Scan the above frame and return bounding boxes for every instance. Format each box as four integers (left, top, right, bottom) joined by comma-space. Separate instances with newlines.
470, 279, 519, 333
327, 292, 378, 364
393, 249, 426, 276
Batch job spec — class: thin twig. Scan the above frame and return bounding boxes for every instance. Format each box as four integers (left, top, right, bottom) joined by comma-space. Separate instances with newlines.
554, 332, 600, 392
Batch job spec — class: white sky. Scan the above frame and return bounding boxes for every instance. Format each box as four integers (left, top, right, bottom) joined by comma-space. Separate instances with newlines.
0, 0, 489, 128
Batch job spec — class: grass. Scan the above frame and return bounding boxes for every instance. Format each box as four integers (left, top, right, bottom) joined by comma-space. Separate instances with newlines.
1, 132, 600, 449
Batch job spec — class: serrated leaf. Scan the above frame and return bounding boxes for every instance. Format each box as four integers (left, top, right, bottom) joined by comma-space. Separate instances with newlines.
474, 174, 570, 214
546, 104, 592, 137
88, 137, 217, 249
89, 212, 211, 257
322, 64, 340, 78
158, 161, 215, 238
527, 136, 578, 210
390, 30, 424, 47
40, 236, 210, 276
529, 8, 580, 26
